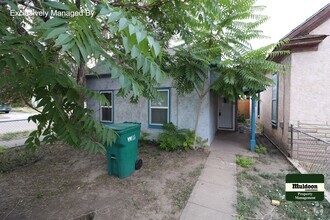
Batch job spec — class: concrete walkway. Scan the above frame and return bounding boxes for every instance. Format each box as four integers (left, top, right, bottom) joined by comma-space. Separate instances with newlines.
180, 131, 255, 220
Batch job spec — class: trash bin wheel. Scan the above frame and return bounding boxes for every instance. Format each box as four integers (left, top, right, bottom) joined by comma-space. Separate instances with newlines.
135, 159, 143, 170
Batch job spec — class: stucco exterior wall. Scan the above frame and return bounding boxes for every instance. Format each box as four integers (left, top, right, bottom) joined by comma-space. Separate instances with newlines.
290, 19, 330, 126
257, 55, 292, 155
259, 18, 330, 158
86, 75, 217, 145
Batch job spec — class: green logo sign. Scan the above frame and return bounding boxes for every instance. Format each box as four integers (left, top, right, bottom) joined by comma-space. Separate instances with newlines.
286, 174, 324, 201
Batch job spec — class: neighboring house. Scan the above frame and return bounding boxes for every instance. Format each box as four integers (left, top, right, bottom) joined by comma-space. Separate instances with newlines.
257, 3, 330, 158
86, 70, 239, 145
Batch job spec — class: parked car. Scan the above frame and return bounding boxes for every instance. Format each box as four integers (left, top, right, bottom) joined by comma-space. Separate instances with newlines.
0, 104, 11, 113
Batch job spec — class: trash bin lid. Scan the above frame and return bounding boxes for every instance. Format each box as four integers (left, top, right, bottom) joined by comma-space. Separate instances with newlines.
103, 122, 141, 134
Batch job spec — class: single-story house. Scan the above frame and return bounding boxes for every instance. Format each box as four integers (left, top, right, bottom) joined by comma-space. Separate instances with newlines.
86, 71, 239, 146
257, 3, 330, 159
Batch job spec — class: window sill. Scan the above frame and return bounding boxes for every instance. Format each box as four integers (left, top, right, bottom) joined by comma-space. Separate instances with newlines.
271, 122, 277, 128
101, 121, 114, 124
148, 124, 165, 129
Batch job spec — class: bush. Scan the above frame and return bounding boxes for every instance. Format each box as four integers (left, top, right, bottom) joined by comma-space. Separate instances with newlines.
255, 145, 267, 154
236, 156, 255, 168
158, 123, 196, 151
237, 114, 246, 123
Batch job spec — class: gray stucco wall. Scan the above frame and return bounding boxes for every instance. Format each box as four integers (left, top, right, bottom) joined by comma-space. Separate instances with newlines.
86, 75, 217, 145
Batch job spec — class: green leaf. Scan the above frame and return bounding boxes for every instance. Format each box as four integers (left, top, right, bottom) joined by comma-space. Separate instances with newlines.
61, 40, 75, 52
131, 46, 139, 59
43, 17, 67, 28
5, 0, 19, 11
136, 31, 147, 44
155, 67, 163, 83
99, 7, 112, 16
150, 63, 156, 79
153, 42, 161, 57
111, 67, 121, 79
43, 1, 71, 10
13, 54, 27, 68
137, 54, 144, 70
142, 58, 149, 74
132, 83, 140, 96
54, 34, 73, 47
122, 37, 130, 54
147, 36, 154, 46
25, 46, 41, 61
129, 24, 136, 35
75, 39, 88, 61
71, 44, 81, 65
20, 50, 36, 66
119, 17, 128, 31
45, 27, 69, 40
108, 11, 122, 22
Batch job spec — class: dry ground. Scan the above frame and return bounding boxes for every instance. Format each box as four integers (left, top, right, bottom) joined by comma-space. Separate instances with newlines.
0, 142, 208, 220
236, 134, 330, 220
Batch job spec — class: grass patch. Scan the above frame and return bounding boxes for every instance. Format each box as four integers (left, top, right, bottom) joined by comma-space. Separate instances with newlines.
259, 172, 272, 179
237, 194, 260, 218
0, 131, 30, 141
236, 156, 255, 168
255, 145, 267, 154
0, 146, 7, 153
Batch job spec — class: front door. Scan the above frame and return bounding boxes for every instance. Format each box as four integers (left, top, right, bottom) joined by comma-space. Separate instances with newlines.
218, 97, 234, 130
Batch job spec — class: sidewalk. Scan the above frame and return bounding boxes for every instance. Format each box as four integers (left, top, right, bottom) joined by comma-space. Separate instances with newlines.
0, 138, 26, 148
180, 131, 255, 220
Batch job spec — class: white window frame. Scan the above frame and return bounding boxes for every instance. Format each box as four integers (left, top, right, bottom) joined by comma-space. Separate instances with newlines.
149, 89, 170, 126
100, 91, 113, 123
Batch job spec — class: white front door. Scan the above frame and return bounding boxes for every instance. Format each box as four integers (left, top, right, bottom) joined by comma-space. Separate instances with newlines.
218, 97, 234, 130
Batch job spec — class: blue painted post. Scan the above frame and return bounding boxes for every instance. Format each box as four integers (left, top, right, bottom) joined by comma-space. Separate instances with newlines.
250, 97, 256, 151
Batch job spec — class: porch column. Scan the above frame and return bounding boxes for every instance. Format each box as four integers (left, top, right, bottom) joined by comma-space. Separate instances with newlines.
250, 97, 256, 151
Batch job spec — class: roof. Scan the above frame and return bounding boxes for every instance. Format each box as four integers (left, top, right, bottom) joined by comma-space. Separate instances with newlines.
86, 61, 111, 79
269, 3, 330, 62
280, 3, 330, 40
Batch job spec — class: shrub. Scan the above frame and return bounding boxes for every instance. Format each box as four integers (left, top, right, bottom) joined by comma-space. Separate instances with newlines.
158, 123, 196, 151
255, 145, 267, 154
236, 156, 255, 168
237, 114, 246, 123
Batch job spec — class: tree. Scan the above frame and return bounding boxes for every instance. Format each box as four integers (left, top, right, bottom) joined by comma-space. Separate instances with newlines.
0, 0, 287, 152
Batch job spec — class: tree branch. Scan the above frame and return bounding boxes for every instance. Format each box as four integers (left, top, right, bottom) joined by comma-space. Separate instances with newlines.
21, 95, 42, 113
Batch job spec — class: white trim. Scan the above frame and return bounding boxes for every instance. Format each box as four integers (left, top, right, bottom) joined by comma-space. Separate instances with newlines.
100, 91, 113, 123
149, 89, 170, 126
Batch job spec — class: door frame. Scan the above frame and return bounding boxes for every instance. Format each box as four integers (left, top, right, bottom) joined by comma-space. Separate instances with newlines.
218, 96, 236, 131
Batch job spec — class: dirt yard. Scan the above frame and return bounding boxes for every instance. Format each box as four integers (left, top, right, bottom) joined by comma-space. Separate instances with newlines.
0, 142, 208, 220
236, 134, 330, 220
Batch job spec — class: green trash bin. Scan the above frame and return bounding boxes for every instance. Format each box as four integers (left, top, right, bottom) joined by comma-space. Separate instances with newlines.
103, 122, 142, 179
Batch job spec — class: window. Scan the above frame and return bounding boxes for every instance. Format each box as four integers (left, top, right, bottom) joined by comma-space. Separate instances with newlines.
149, 88, 170, 127
271, 74, 278, 127
100, 91, 113, 123
257, 93, 261, 118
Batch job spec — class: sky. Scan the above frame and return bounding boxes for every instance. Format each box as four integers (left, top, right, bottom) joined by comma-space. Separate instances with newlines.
251, 0, 329, 48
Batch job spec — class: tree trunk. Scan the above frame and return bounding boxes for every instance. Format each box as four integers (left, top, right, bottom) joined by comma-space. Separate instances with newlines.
193, 96, 205, 149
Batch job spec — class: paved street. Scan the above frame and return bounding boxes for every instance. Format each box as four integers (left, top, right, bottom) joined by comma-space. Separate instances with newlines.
0, 112, 37, 134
